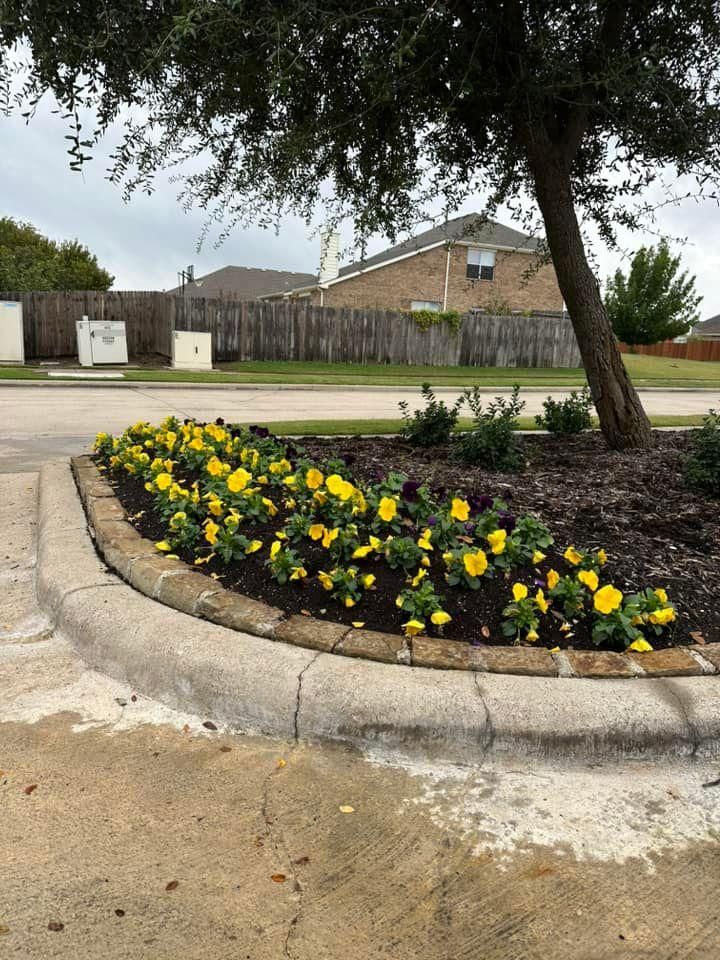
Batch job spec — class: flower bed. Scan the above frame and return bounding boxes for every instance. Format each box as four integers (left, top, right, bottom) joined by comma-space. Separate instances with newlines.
92, 420, 718, 653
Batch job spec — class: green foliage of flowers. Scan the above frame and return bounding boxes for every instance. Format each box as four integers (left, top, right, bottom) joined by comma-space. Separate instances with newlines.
454, 386, 525, 471
399, 383, 464, 448
684, 409, 720, 498
95, 416, 679, 649
535, 388, 593, 435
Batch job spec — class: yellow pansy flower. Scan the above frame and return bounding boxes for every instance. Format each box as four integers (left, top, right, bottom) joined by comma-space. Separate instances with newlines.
597, 549, 608, 566
194, 555, 212, 565
532, 550, 546, 564
654, 588, 668, 604
450, 498, 470, 522
512, 582, 528, 602
420, 555, 431, 568
207, 498, 224, 517
306, 468, 324, 490
546, 569, 560, 590
188, 437, 204, 451
343, 596, 356, 608
395, 595, 404, 609
535, 588, 549, 613
270, 540, 282, 559
526, 629, 539, 642
289, 566, 307, 581
410, 568, 426, 588
417, 528, 433, 550
155, 472, 172, 491
431, 611, 452, 626
377, 497, 397, 522
206, 456, 225, 477
309, 523, 325, 541
245, 540, 263, 554
361, 574, 376, 589
155, 540, 172, 552
326, 474, 354, 500
463, 550, 488, 578
317, 571, 334, 591
628, 638, 654, 652
352, 544, 374, 559
227, 468, 252, 493
402, 619, 425, 637
593, 584, 623, 615
351, 621, 365, 629
486, 529, 507, 555
578, 569, 599, 592
649, 606, 675, 625
322, 527, 339, 549
564, 546, 583, 566
262, 498, 278, 517
204, 521, 220, 546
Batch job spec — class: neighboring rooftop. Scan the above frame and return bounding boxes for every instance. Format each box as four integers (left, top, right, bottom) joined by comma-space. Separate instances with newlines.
336, 213, 539, 279
693, 314, 720, 338
168, 265, 318, 300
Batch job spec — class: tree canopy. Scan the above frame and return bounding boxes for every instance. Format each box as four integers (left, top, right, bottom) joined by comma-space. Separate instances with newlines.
605, 241, 702, 346
2, 1, 719, 447
0, 217, 114, 291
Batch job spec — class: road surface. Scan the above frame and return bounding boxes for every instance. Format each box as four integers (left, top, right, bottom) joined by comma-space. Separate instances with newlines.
2, 382, 718, 471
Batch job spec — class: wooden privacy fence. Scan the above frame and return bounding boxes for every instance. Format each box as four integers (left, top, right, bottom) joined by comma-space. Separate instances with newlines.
0, 290, 172, 358
173, 297, 583, 368
619, 340, 720, 362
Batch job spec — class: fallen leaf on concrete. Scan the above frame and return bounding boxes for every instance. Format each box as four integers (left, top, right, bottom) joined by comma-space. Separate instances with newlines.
114, 909, 125, 917
293, 856, 310, 866
47, 921, 64, 932
0, 924, 9, 935
702, 776, 720, 788
202, 720, 218, 731
481, 625, 490, 639
339, 805, 355, 814
276, 759, 286, 768
690, 631, 705, 645
23, 784, 38, 795
270, 874, 286, 883
165, 880, 179, 891
219, 746, 232, 753
300, 609, 312, 617
182, 724, 191, 735
114, 697, 127, 707
131, 694, 137, 703
526, 864, 555, 878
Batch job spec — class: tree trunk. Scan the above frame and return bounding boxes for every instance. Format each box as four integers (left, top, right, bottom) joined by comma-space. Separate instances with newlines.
528, 152, 653, 450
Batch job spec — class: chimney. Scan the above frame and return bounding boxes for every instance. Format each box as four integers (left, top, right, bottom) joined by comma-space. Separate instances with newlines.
319, 228, 341, 282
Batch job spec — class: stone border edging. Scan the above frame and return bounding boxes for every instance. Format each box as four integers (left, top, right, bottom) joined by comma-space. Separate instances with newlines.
33, 459, 720, 763
71, 455, 718, 682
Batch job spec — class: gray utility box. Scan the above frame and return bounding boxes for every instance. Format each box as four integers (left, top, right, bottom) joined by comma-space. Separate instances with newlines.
0, 301, 24, 364
172, 330, 213, 371
76, 319, 129, 366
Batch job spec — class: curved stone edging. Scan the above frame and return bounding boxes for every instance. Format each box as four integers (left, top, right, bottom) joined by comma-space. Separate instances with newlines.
33, 458, 720, 763
72, 455, 718, 681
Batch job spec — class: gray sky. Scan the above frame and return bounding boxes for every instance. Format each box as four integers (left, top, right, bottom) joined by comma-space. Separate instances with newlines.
3, 102, 719, 317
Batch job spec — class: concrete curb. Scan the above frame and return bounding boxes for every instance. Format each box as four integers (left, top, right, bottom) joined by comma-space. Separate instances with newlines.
35, 460, 720, 763
3, 377, 720, 394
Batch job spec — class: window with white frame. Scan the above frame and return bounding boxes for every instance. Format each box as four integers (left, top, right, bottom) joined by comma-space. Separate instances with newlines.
466, 248, 496, 281
410, 300, 441, 311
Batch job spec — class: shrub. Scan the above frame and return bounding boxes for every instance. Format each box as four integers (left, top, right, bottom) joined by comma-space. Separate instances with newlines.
409, 309, 462, 333
454, 386, 525, 471
399, 382, 463, 448
684, 410, 720, 498
535, 388, 593, 435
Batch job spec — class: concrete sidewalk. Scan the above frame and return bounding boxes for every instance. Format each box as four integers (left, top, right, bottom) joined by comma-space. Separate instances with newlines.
2, 382, 718, 471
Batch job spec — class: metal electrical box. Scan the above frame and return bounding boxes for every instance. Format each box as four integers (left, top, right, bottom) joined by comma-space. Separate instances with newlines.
0, 301, 24, 364
76, 318, 128, 366
172, 330, 213, 371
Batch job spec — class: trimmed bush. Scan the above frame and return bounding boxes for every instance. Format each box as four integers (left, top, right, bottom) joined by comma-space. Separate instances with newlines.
399, 382, 463, 447
535, 388, 593, 435
454, 386, 525, 471
684, 410, 720, 498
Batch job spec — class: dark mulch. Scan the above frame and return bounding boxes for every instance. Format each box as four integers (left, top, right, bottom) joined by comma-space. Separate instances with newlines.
107, 431, 719, 650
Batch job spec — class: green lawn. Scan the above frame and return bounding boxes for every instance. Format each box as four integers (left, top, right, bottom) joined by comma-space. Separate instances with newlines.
256, 414, 706, 436
1, 353, 719, 388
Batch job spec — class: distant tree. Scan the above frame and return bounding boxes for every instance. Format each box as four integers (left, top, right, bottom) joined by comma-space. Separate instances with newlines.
3, 3, 720, 447
0, 218, 114, 291
606, 241, 702, 346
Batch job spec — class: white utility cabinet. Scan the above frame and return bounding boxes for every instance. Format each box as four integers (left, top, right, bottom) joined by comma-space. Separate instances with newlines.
0, 301, 24, 364
172, 330, 213, 371
76, 318, 128, 366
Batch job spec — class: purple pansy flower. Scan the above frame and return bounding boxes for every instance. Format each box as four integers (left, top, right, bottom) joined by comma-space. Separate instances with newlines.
401, 480, 421, 502
498, 512, 516, 533
427, 515, 438, 527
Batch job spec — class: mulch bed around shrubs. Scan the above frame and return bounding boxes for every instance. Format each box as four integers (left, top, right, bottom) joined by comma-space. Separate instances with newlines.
108, 429, 719, 651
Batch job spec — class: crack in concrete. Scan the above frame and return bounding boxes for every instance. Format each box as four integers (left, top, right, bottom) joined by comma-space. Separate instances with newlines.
473, 672, 495, 755
661, 679, 702, 759
293, 651, 323, 742
57, 580, 125, 609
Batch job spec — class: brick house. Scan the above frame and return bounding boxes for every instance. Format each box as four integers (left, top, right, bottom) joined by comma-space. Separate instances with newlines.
261, 214, 563, 313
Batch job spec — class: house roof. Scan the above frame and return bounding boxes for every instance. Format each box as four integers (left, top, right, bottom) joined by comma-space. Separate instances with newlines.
260, 214, 540, 297
336, 214, 539, 279
693, 314, 720, 337
168, 265, 318, 300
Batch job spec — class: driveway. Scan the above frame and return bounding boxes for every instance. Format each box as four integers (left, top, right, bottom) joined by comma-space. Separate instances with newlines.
1, 382, 718, 471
